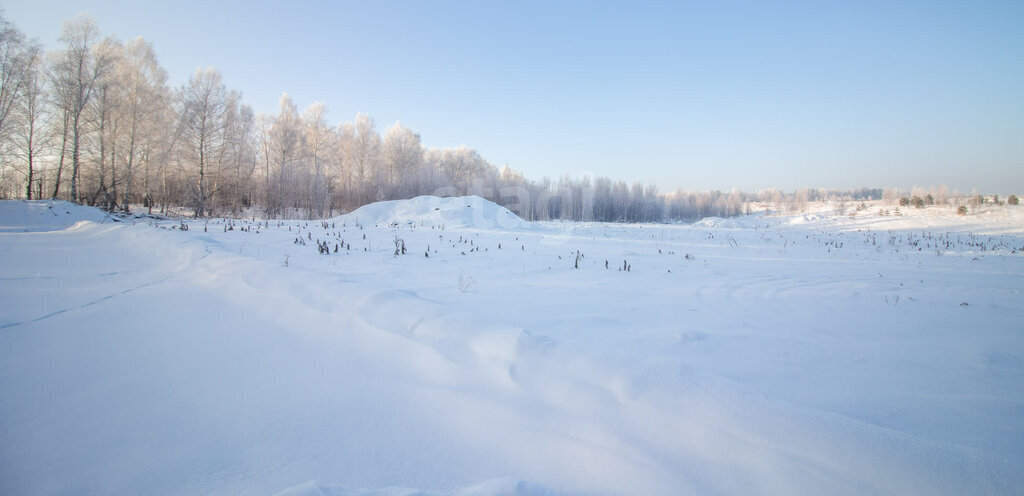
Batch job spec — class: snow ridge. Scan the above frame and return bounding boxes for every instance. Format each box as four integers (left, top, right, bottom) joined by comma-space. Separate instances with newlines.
0, 200, 114, 232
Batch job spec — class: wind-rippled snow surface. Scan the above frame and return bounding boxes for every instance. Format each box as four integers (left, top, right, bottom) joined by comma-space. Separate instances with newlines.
2, 197, 1022, 495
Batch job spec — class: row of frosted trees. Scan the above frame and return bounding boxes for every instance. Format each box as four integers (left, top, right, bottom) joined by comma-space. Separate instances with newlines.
0, 15, 503, 218
0, 14, 756, 222
0, 14, 876, 223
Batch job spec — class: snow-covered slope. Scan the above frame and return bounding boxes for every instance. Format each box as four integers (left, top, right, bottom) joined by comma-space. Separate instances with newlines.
696, 201, 1024, 235
0, 199, 115, 232
334, 195, 527, 229
743, 200, 1024, 235
2, 198, 1023, 495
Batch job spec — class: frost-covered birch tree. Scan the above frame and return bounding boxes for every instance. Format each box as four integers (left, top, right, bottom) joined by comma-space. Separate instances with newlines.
177, 67, 237, 217
382, 122, 422, 198
113, 37, 169, 211
303, 102, 332, 218
48, 15, 114, 202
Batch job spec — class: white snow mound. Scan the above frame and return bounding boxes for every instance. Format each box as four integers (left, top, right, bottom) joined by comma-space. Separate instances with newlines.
0, 200, 114, 232
696, 216, 750, 228
334, 195, 527, 229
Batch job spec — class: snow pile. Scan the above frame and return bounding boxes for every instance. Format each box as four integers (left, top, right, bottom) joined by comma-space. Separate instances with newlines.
0, 200, 114, 232
696, 216, 750, 228
335, 195, 527, 229
786, 212, 830, 225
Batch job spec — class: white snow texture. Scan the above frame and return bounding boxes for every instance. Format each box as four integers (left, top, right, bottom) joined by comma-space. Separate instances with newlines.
1, 196, 1022, 495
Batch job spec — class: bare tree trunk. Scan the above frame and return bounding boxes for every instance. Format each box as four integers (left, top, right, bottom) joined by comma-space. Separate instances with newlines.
159, 165, 167, 215
123, 136, 135, 212
51, 112, 70, 199
24, 124, 36, 200
97, 107, 107, 208
143, 150, 152, 214
25, 155, 33, 200
70, 113, 80, 202
196, 136, 206, 217
109, 144, 118, 210
25, 120, 34, 200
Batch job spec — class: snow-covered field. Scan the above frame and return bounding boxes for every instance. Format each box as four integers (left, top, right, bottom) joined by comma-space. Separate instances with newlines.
1, 197, 1022, 495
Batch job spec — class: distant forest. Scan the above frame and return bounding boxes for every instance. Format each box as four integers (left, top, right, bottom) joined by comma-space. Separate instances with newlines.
0, 15, 976, 222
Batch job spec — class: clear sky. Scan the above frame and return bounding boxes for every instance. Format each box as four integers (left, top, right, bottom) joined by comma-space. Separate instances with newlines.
4, 0, 1023, 194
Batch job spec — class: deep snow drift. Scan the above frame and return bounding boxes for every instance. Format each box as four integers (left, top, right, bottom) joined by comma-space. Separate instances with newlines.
1, 197, 1022, 495
0, 199, 115, 232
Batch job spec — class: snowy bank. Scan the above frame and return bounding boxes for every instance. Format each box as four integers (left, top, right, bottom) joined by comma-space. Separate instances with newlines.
0, 200, 115, 232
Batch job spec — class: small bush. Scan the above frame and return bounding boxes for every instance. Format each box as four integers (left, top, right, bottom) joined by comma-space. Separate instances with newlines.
899, 197, 910, 206
911, 196, 925, 208
924, 194, 934, 205
1009, 195, 1019, 205
957, 205, 968, 216
457, 272, 476, 293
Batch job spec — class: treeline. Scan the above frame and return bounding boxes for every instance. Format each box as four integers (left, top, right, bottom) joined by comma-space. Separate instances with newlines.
0, 14, 907, 223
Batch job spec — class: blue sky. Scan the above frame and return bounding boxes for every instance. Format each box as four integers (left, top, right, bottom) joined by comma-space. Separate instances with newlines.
4, 0, 1023, 193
